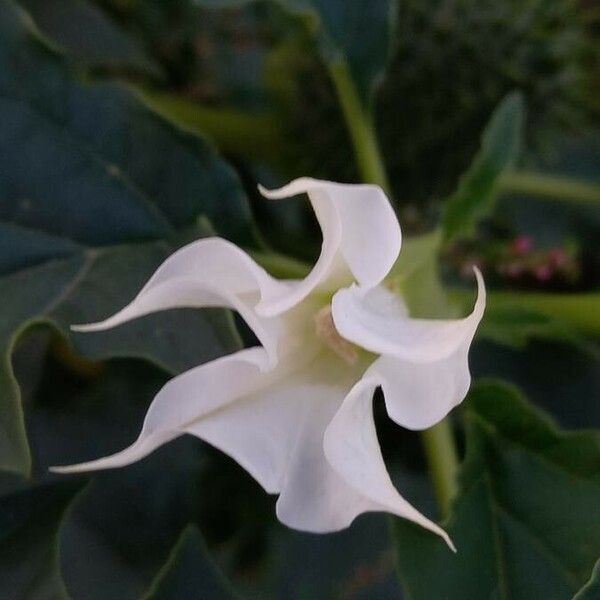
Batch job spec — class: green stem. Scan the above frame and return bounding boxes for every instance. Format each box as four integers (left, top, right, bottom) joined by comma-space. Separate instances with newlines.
451, 289, 600, 336
421, 421, 459, 516
329, 60, 392, 195
500, 172, 600, 206
330, 57, 458, 518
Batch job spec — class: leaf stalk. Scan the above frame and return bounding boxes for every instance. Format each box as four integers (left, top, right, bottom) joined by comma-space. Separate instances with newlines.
499, 172, 600, 206
328, 60, 392, 195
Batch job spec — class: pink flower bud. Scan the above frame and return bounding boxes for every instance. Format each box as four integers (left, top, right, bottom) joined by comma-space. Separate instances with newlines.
512, 235, 534, 256
534, 264, 553, 282
548, 248, 568, 268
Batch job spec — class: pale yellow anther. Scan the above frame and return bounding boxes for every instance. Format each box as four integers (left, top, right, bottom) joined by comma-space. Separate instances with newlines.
314, 305, 358, 365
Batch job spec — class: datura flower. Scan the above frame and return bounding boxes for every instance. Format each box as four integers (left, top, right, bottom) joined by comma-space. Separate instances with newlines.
52, 178, 485, 549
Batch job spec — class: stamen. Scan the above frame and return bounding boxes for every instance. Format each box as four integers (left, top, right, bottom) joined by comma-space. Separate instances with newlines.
314, 305, 358, 365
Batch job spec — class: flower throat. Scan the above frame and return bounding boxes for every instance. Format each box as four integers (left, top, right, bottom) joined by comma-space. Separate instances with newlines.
314, 304, 358, 365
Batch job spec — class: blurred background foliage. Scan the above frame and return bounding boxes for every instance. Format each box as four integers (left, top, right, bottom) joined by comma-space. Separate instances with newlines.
1, 0, 599, 598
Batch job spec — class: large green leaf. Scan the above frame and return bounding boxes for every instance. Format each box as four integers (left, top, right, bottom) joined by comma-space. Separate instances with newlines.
138, 90, 285, 165
283, 0, 397, 105
198, 0, 397, 105
26, 352, 237, 599
442, 93, 525, 243
0, 480, 85, 600
471, 338, 600, 432
394, 380, 600, 599
0, 0, 250, 476
264, 513, 404, 599
143, 525, 240, 600
573, 559, 600, 600
19, 0, 160, 75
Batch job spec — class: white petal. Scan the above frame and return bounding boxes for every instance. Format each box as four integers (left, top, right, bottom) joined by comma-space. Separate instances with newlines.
370, 344, 471, 430
71, 238, 289, 364
270, 357, 448, 538
51, 348, 452, 542
274, 369, 374, 532
323, 377, 454, 549
186, 352, 329, 494
50, 347, 272, 473
332, 268, 485, 363
257, 178, 401, 316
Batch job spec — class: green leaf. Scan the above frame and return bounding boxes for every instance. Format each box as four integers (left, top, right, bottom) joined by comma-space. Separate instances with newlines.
573, 559, 600, 600
27, 356, 222, 599
19, 0, 160, 75
394, 380, 600, 599
0, 480, 85, 600
197, 0, 398, 105
448, 286, 600, 354
0, 0, 250, 476
138, 89, 285, 164
264, 514, 403, 599
442, 92, 525, 243
479, 305, 600, 362
143, 525, 240, 600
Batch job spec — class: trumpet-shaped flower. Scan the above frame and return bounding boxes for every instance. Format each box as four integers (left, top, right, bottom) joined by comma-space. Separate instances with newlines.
52, 178, 485, 549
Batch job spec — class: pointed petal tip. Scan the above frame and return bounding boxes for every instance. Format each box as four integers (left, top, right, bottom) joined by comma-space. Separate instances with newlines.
71, 314, 125, 332
472, 265, 487, 312
49, 464, 84, 474
50, 457, 118, 474
445, 532, 457, 553
70, 322, 100, 333
422, 518, 455, 552
49, 456, 124, 474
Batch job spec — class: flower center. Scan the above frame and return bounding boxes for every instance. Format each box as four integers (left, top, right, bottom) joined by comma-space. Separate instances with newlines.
314, 304, 358, 365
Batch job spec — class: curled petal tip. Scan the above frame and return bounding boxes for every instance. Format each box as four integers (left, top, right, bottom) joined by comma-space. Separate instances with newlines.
257, 182, 284, 200
257, 182, 286, 199
256, 177, 317, 200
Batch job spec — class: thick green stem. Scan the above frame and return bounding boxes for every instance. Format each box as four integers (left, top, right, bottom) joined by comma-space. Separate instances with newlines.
421, 421, 459, 516
450, 289, 600, 336
329, 58, 458, 518
329, 61, 392, 195
500, 172, 600, 206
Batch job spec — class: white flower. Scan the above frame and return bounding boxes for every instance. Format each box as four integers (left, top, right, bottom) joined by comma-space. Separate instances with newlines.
51, 178, 485, 549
